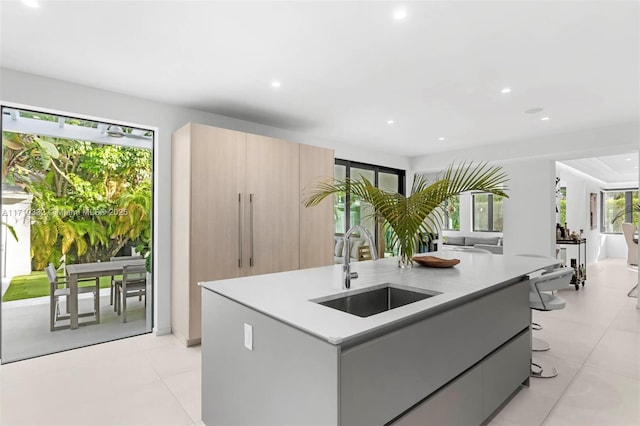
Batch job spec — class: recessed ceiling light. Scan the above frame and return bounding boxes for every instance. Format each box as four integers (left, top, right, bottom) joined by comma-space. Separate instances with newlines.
626, 158, 631, 161
438, 137, 445, 141
525, 107, 544, 114
393, 9, 407, 20
540, 117, 550, 121
387, 120, 395, 125
21, 0, 39, 7
271, 81, 281, 88
500, 88, 511, 94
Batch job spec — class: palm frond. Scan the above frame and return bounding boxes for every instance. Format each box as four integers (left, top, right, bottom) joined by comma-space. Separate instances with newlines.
303, 162, 509, 264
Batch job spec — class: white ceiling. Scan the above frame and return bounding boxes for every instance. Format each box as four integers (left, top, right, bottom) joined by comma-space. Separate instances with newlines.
559, 153, 639, 187
1, 1, 638, 170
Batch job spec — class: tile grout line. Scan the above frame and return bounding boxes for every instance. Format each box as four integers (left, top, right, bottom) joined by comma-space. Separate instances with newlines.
538, 283, 627, 426
163, 368, 202, 425
143, 345, 202, 426
157, 372, 200, 426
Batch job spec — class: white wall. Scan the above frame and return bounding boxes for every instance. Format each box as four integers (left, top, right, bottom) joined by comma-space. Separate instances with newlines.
556, 162, 608, 263
605, 235, 628, 259
418, 160, 556, 257
0, 68, 411, 336
412, 121, 639, 261
501, 160, 557, 257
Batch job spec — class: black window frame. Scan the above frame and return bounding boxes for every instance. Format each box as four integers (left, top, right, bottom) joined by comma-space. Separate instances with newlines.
334, 159, 405, 248
600, 188, 639, 234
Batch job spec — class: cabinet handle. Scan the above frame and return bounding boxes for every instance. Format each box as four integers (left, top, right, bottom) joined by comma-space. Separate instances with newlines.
250, 193, 255, 267
238, 193, 243, 268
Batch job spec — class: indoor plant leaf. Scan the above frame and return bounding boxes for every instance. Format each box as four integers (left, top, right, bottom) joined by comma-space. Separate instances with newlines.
304, 162, 509, 266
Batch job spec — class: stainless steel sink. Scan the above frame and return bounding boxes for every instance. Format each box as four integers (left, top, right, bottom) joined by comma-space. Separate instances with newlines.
313, 283, 440, 318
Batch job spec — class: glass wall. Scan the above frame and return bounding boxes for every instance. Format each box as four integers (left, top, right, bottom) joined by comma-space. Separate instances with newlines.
601, 189, 639, 233
472, 193, 504, 232
334, 159, 405, 256
1, 106, 154, 363
378, 172, 401, 254
333, 164, 346, 235
443, 196, 460, 231
378, 172, 399, 193
558, 186, 567, 225
350, 167, 376, 246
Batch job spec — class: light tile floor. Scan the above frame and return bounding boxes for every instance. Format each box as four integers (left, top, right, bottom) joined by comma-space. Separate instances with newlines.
0, 258, 638, 425
490, 258, 640, 426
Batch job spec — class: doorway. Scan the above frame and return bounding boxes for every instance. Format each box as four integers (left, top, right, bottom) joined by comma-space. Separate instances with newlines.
333, 159, 405, 256
1, 106, 155, 363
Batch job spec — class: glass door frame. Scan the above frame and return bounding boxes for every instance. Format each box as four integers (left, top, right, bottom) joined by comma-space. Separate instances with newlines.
0, 102, 157, 363
335, 158, 405, 250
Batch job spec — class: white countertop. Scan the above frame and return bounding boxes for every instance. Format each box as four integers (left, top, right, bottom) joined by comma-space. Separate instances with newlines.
200, 252, 560, 345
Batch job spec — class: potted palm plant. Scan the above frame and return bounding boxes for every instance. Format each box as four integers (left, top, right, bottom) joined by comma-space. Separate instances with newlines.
304, 162, 508, 267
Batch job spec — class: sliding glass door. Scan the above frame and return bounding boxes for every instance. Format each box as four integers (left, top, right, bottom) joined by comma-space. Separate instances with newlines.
1, 106, 154, 363
334, 159, 405, 257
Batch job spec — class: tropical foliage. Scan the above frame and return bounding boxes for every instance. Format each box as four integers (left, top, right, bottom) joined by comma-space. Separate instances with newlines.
603, 190, 639, 232
304, 162, 509, 266
2, 126, 152, 270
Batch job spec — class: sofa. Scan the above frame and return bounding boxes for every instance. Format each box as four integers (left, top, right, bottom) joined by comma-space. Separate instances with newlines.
442, 235, 503, 254
334, 236, 373, 264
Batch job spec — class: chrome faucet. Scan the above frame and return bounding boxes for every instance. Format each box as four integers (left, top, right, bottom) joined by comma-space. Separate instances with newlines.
343, 225, 378, 289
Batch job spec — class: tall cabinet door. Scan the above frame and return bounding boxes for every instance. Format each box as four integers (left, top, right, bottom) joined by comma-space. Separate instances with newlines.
190, 124, 246, 338
244, 134, 300, 276
299, 144, 334, 269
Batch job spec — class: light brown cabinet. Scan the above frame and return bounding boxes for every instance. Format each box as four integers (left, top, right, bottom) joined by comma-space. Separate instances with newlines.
299, 144, 334, 269
244, 133, 301, 276
171, 123, 333, 345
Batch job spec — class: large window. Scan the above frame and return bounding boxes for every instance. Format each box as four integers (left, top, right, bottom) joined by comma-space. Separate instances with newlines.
601, 189, 638, 233
334, 159, 405, 255
472, 193, 504, 232
443, 196, 460, 231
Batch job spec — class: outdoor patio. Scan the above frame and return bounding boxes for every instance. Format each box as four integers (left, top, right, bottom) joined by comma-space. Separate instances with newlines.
1, 284, 149, 363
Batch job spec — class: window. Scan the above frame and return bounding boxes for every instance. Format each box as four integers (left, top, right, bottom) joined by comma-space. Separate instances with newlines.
334, 159, 405, 255
472, 193, 504, 232
601, 189, 638, 233
443, 196, 460, 231
557, 186, 567, 225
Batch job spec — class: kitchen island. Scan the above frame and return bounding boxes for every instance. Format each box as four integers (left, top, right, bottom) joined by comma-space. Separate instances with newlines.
200, 252, 559, 426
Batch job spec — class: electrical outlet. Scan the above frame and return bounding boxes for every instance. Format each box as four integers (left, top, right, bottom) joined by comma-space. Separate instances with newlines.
244, 323, 253, 351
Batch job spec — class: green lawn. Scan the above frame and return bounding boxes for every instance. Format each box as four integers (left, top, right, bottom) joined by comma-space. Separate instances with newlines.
2, 271, 113, 302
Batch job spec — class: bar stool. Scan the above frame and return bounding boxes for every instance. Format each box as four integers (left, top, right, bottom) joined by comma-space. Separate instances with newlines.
528, 267, 572, 378
516, 254, 557, 351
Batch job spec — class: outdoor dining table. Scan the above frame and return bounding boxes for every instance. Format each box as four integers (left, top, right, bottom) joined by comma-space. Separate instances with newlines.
66, 259, 146, 329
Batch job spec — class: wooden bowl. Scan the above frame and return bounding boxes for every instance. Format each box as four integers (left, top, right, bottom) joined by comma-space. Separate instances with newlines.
412, 255, 460, 268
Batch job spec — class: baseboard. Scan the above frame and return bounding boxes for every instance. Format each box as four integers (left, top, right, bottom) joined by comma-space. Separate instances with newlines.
186, 337, 201, 347
154, 327, 172, 336
169, 329, 201, 346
